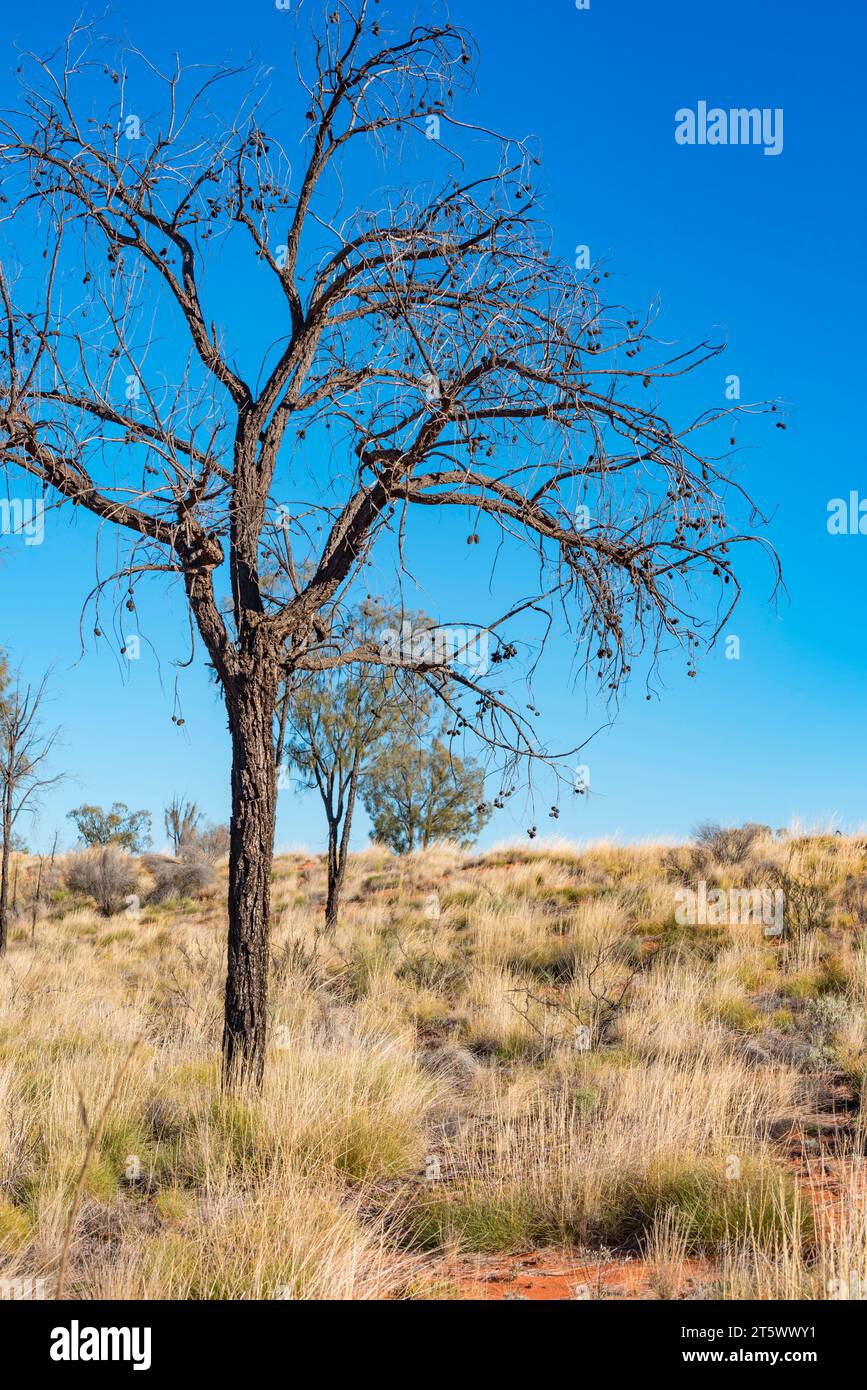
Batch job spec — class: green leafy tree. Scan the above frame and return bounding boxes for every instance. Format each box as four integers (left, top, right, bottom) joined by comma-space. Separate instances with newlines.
363, 723, 490, 855
282, 603, 428, 931
67, 802, 151, 853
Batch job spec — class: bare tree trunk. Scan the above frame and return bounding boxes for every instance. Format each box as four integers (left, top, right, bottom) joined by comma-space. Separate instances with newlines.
0, 843, 9, 956
0, 781, 12, 957
31, 856, 44, 946
223, 671, 278, 1088
324, 761, 360, 934
325, 816, 340, 934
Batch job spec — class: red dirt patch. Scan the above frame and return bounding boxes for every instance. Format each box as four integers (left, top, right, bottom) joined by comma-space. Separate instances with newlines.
430, 1248, 714, 1301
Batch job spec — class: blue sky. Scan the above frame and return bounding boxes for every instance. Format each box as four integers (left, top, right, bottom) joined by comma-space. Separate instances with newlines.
1, 0, 865, 853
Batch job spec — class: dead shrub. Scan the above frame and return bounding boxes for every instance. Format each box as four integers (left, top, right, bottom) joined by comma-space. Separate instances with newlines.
143, 855, 217, 905
64, 848, 138, 917
693, 823, 771, 867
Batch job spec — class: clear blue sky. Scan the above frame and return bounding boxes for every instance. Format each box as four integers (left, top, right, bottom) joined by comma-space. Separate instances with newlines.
1, 0, 864, 853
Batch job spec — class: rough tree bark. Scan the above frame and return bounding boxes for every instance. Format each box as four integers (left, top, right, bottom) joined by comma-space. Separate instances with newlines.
223, 668, 279, 1087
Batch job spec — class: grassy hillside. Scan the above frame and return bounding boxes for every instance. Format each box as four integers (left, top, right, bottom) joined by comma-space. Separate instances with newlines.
1, 830, 866, 1300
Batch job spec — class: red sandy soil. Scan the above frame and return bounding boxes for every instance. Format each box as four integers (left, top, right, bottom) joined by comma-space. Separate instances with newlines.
791, 1144, 867, 1239
434, 1249, 714, 1301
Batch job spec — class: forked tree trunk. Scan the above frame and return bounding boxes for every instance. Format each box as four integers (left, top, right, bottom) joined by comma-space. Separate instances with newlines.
223, 670, 278, 1088
324, 761, 360, 934
325, 818, 340, 934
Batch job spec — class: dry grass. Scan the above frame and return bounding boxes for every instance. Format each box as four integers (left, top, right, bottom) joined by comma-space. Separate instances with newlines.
1, 829, 866, 1299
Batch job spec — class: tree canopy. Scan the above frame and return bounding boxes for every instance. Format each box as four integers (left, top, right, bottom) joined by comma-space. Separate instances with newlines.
364, 718, 489, 855
67, 802, 152, 852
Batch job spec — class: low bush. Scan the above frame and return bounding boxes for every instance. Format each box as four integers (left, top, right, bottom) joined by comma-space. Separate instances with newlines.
64, 847, 138, 916
693, 823, 771, 867
143, 856, 217, 905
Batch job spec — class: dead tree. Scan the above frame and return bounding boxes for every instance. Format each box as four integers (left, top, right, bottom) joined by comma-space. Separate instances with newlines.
0, 673, 61, 954
164, 796, 203, 857
0, 3, 779, 1083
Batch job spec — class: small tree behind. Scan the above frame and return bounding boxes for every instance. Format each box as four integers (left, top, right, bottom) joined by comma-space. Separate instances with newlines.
0, 671, 62, 954
164, 796, 203, 857
282, 605, 422, 930
364, 722, 489, 856
67, 803, 151, 853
